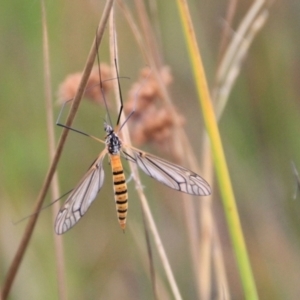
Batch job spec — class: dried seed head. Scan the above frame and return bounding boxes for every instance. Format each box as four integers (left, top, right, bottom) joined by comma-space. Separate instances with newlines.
124, 66, 185, 146
57, 64, 113, 105
125, 66, 173, 116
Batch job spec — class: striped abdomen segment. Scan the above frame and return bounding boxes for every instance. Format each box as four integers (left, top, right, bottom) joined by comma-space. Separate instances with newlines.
110, 154, 128, 230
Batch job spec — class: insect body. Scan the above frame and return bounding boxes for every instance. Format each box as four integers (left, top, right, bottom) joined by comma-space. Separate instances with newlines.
55, 52, 211, 234
54, 122, 211, 234
105, 124, 128, 230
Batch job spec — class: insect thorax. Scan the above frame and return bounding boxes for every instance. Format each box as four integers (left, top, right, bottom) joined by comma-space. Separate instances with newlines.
105, 123, 122, 155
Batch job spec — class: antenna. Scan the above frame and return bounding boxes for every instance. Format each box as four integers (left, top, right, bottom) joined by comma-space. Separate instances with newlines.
95, 30, 113, 127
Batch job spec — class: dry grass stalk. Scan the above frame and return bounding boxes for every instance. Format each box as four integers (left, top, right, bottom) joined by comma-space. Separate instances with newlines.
1, 1, 114, 298
41, 2, 68, 299
108, 9, 183, 300
118, 2, 214, 299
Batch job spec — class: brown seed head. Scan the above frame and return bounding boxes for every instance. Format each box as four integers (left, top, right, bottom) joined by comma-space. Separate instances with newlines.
124, 66, 185, 146
57, 64, 113, 105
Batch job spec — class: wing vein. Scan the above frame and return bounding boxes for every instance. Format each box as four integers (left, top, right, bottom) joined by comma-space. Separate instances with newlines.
55, 150, 107, 234
122, 147, 211, 196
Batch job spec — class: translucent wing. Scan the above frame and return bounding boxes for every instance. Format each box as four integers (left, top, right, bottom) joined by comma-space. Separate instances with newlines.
55, 150, 107, 234
123, 148, 211, 196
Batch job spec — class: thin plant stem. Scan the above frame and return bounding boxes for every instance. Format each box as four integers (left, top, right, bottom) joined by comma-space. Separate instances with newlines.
216, 0, 238, 67
128, 220, 171, 300
41, 1, 67, 299
199, 135, 230, 300
1, 1, 114, 298
117, 2, 218, 298
215, 0, 266, 92
214, 8, 269, 119
108, 11, 183, 300
199, 4, 269, 299
176, 0, 259, 299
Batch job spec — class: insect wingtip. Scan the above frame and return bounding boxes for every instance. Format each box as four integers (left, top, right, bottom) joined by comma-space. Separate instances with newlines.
207, 189, 212, 196
54, 227, 62, 235
207, 186, 212, 195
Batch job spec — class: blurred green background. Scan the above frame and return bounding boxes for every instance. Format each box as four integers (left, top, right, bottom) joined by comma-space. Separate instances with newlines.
1, 1, 300, 299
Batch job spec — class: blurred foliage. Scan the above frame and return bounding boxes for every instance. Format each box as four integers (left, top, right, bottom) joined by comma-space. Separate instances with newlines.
1, 1, 300, 299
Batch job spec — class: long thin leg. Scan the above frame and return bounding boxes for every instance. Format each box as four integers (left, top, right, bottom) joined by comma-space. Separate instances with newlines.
118, 69, 152, 133
56, 100, 105, 144
115, 57, 124, 127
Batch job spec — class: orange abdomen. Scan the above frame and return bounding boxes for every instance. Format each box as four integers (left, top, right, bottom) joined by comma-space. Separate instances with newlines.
110, 154, 128, 230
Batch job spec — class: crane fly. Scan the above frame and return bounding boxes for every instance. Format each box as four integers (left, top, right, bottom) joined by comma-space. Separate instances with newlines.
55, 65, 211, 235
